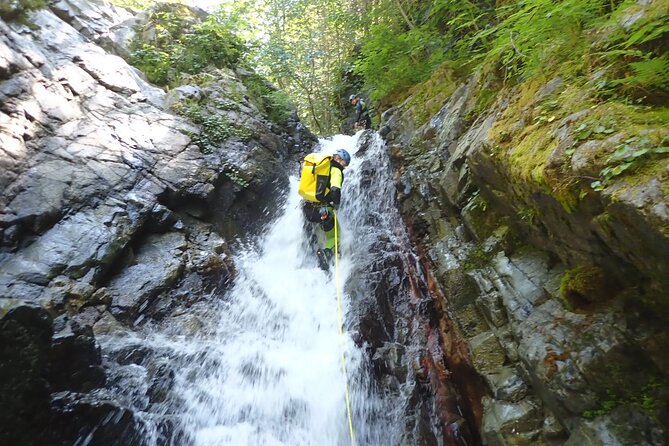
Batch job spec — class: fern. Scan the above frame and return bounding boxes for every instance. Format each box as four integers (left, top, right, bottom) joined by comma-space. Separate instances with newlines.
355, 22, 438, 101
600, 2, 669, 99
355, 0, 492, 101
350, 0, 669, 107
611, 55, 669, 92
621, 19, 669, 49
478, 0, 611, 81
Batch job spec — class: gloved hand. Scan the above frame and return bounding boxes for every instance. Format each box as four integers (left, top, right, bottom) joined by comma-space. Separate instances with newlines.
319, 207, 329, 220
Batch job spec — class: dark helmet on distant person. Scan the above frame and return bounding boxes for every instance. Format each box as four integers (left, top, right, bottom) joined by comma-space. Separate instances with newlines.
335, 149, 351, 166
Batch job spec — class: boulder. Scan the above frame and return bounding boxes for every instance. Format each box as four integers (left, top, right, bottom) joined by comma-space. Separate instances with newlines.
484, 366, 530, 403
109, 232, 186, 321
0, 302, 53, 446
564, 406, 666, 446
50, 391, 142, 445
49, 316, 106, 393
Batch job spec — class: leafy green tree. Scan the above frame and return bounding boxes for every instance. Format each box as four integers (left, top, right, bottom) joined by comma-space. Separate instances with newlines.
118, 0, 669, 133
252, 0, 360, 134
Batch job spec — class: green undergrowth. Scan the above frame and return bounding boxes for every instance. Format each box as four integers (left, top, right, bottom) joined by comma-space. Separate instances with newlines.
0, 0, 47, 25
460, 0, 669, 217
592, 1, 669, 104
361, 0, 668, 129
240, 73, 294, 127
128, 4, 244, 87
173, 98, 252, 158
357, 0, 669, 153
128, 5, 294, 128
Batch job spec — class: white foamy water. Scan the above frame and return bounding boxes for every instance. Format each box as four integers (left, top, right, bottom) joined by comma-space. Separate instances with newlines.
99, 132, 401, 446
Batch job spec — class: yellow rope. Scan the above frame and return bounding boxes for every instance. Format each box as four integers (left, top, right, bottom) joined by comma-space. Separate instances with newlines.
333, 211, 356, 445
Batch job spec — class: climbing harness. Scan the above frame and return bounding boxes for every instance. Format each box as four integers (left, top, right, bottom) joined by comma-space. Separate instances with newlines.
333, 211, 357, 445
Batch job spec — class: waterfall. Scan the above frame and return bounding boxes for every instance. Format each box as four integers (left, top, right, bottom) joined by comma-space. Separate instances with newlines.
98, 132, 406, 446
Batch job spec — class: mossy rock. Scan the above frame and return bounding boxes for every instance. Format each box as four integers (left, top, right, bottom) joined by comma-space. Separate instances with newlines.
559, 265, 619, 310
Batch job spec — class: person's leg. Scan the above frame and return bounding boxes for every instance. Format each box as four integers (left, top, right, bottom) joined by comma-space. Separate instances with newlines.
316, 210, 339, 270
316, 225, 337, 271
323, 216, 339, 252
302, 201, 321, 222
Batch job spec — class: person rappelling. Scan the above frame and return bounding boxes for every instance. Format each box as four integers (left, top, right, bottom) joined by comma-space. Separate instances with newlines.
298, 148, 351, 271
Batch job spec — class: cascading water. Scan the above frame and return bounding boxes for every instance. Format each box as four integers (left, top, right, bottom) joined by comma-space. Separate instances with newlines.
98, 132, 412, 445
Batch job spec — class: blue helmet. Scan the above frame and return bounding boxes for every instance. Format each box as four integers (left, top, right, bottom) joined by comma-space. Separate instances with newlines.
335, 149, 351, 165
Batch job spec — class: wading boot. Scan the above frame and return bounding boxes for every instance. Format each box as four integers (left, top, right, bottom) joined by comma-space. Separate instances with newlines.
316, 248, 333, 271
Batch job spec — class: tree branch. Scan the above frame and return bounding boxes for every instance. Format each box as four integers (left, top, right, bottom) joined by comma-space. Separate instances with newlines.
395, 0, 415, 30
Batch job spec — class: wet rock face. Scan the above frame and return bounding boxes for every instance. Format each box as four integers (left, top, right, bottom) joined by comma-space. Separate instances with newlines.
383, 71, 669, 445
0, 1, 314, 443
50, 391, 143, 446
346, 134, 481, 446
108, 232, 187, 322
0, 301, 138, 446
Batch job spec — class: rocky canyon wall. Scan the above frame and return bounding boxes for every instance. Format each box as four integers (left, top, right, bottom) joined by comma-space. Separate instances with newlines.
380, 30, 669, 446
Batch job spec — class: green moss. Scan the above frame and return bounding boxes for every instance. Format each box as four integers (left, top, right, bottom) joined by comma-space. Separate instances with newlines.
403, 63, 458, 127
559, 265, 619, 310
583, 360, 668, 422
488, 78, 556, 181
517, 206, 538, 226
553, 181, 585, 214
172, 99, 252, 156
462, 244, 494, 271
486, 73, 667, 213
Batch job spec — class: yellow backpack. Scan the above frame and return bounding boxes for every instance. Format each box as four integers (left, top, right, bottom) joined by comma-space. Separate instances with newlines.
298, 153, 332, 203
